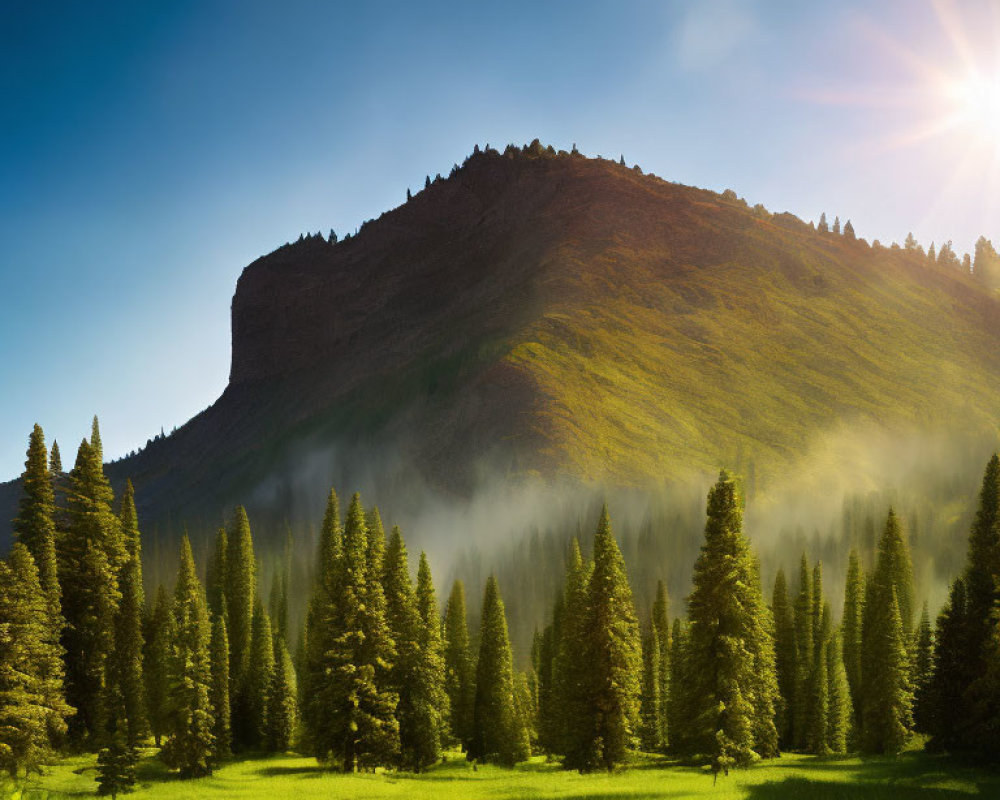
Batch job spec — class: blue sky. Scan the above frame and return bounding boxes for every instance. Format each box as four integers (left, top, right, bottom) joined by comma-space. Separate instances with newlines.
2, 0, 1000, 480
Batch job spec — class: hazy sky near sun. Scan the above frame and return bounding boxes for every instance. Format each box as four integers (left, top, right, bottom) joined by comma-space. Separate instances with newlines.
2, 0, 1000, 480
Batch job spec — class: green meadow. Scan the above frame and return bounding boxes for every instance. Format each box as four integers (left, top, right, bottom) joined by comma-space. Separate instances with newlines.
14, 747, 998, 800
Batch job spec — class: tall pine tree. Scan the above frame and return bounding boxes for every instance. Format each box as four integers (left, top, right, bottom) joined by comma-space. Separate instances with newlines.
225, 507, 256, 751
209, 614, 231, 761
265, 636, 297, 753
685, 472, 779, 774
143, 585, 174, 747
161, 536, 215, 777
651, 580, 671, 751
841, 548, 864, 730
771, 568, 796, 749
113, 481, 146, 747
469, 575, 523, 766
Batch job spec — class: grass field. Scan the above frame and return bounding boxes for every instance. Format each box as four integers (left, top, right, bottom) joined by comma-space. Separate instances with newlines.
11, 747, 999, 800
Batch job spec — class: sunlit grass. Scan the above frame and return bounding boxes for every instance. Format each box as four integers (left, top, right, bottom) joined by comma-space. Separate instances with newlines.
16, 746, 1000, 799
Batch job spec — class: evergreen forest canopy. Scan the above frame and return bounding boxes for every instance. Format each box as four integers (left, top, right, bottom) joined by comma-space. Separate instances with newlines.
4, 418, 1000, 795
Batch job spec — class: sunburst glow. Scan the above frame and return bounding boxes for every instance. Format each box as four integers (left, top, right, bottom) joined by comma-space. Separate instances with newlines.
945, 70, 1000, 144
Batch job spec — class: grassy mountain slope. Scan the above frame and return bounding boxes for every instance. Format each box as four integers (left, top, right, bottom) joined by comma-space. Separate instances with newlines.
2, 144, 999, 539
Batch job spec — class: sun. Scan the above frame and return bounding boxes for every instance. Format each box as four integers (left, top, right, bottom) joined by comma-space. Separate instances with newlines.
945, 70, 1000, 145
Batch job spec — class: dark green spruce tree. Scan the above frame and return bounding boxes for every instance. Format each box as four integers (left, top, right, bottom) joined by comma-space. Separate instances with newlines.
0, 544, 72, 777
301, 489, 340, 760
666, 618, 689, 752
12, 424, 71, 747
927, 578, 968, 751
95, 691, 136, 799
225, 507, 257, 751
113, 480, 146, 747
245, 600, 275, 749
582, 505, 642, 771
265, 636, 297, 753
639, 620, 662, 752
205, 528, 227, 620
912, 603, 933, 734
554, 538, 592, 766
209, 614, 231, 761
409, 552, 448, 771
825, 630, 852, 754
792, 555, 814, 750
651, 580, 671, 751
771, 568, 796, 749
324, 493, 399, 771
143, 585, 174, 747
469, 575, 523, 766
61, 432, 123, 744
161, 536, 215, 777
860, 586, 911, 755
685, 471, 779, 774
443, 579, 474, 751
841, 548, 864, 730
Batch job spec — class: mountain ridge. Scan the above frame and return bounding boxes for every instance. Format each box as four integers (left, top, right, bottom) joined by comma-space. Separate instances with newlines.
3, 143, 1000, 543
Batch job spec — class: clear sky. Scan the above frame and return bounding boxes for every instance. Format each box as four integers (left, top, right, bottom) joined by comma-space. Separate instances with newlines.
2, 0, 1000, 480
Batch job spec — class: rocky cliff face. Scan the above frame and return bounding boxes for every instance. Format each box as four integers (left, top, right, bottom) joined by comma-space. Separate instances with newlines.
4, 145, 1000, 545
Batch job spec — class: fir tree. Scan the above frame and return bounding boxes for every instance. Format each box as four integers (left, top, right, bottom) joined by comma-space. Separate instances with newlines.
443, 580, 474, 751
265, 637, 297, 753
927, 578, 968, 751
0, 544, 71, 777
666, 618, 689, 752
639, 621, 662, 751
583, 505, 642, 771
161, 536, 215, 778
772, 568, 796, 749
301, 489, 341, 760
833, 215, 841, 235
792, 555, 814, 750
844, 220, 856, 240
876, 510, 915, 633
825, 631, 851, 754
11, 425, 70, 747
143, 585, 174, 747
555, 538, 593, 767
408, 552, 448, 771
805, 622, 830, 756
469, 576, 523, 766
651, 580, 671, 750
49, 440, 62, 475
246, 600, 275, 749
225, 507, 256, 751
685, 472, 779, 775
113, 482, 146, 746
61, 436, 123, 743
818, 212, 829, 232
912, 603, 933, 734
535, 620, 558, 754
95, 697, 136, 798
209, 614, 231, 761
860, 587, 911, 755
382, 525, 421, 768
205, 528, 227, 620
841, 549, 864, 729
324, 493, 399, 771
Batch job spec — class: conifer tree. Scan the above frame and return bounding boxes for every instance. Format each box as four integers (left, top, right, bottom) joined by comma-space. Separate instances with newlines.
805, 623, 830, 756
225, 507, 256, 751
666, 618, 689, 752
875, 510, 915, 633
113, 481, 146, 746
49, 440, 62, 476
844, 220, 856, 240
927, 578, 968, 751
209, 614, 231, 761
554, 538, 593, 767
685, 472, 779, 774
639, 621, 661, 751
161, 536, 215, 777
535, 619, 558, 754
469, 576, 522, 766
205, 528, 227, 620
582, 505, 642, 771
443, 580, 474, 751
811, 564, 824, 661
143, 585, 174, 747
323, 493, 399, 771
246, 600, 275, 749
301, 489, 342, 760
0, 544, 72, 777
792, 555, 814, 750
841, 549, 864, 728
265, 637, 297, 753
771, 568, 796, 748
382, 525, 421, 768
95, 695, 136, 798
818, 212, 829, 232
408, 552, 448, 771
860, 587, 911, 755
13, 425, 60, 620
651, 580, 671, 750
825, 632, 851, 754
61, 436, 123, 743
912, 603, 933, 734
12, 425, 70, 747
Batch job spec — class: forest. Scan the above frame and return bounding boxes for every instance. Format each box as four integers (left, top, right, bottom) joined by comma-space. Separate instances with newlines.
4, 417, 1000, 798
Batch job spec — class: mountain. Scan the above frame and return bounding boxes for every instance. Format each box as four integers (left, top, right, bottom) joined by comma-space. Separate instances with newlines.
4, 143, 1000, 544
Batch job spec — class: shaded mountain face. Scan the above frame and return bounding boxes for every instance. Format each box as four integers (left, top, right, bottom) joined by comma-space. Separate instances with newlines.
4, 146, 1000, 542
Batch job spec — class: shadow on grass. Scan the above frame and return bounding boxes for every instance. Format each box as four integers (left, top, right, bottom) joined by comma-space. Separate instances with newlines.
747, 777, 971, 799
